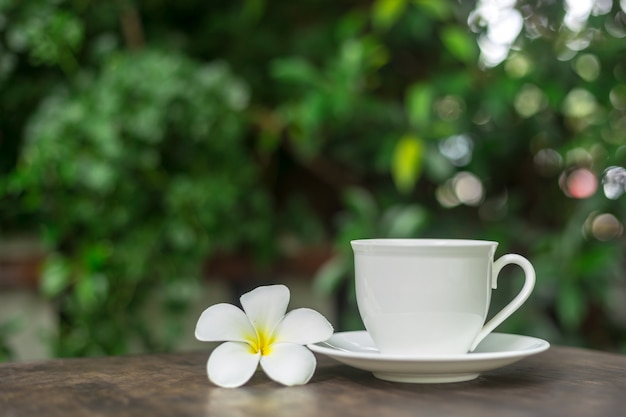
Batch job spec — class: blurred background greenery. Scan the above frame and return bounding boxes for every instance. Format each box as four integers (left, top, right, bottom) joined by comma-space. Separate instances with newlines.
1, 0, 626, 361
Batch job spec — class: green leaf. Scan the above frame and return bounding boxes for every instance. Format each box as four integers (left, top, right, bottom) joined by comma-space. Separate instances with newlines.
406, 83, 433, 128
41, 255, 70, 297
440, 26, 477, 63
270, 58, 319, 85
392, 134, 425, 194
338, 39, 365, 78
372, 0, 407, 30
412, 0, 453, 20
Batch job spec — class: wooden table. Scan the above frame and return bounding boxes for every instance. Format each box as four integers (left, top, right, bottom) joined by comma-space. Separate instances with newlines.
1, 345, 625, 417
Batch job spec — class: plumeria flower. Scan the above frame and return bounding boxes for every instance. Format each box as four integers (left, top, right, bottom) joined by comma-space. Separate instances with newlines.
195, 284, 334, 388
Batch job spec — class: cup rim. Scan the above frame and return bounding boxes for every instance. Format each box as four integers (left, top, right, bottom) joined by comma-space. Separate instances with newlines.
351, 238, 497, 247
351, 238, 498, 254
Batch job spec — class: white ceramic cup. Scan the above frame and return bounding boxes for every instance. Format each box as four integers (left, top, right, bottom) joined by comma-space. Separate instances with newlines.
351, 239, 535, 356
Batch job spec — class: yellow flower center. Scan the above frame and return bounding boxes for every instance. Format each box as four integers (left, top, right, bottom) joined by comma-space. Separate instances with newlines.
247, 328, 275, 356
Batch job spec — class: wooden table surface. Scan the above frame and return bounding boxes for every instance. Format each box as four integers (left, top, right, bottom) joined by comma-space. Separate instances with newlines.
1, 345, 625, 417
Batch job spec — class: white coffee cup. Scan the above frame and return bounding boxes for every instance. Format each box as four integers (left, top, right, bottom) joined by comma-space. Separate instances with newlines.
351, 239, 535, 356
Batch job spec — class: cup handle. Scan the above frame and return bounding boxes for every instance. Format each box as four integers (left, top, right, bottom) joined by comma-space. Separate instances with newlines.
469, 254, 536, 352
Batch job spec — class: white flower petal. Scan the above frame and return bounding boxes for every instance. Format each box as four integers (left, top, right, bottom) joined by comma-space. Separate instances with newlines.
240, 285, 290, 336
195, 303, 256, 343
207, 342, 261, 388
273, 308, 334, 345
260, 343, 317, 386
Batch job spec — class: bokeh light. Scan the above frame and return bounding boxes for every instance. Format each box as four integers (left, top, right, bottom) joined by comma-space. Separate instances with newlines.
565, 147, 593, 166
533, 148, 563, 177
435, 96, 464, 121
514, 84, 547, 118
565, 30, 593, 53
564, 0, 612, 32
573, 54, 601, 82
436, 172, 485, 208
505, 53, 532, 78
435, 182, 460, 208
605, 8, 626, 38
559, 168, 598, 199
438, 134, 473, 167
609, 85, 626, 109
562, 88, 597, 119
564, 0, 592, 32
583, 211, 624, 241
602, 166, 626, 199
453, 172, 484, 206
470, 0, 523, 67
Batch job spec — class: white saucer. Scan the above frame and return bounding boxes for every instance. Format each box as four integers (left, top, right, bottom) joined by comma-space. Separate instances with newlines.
308, 331, 550, 383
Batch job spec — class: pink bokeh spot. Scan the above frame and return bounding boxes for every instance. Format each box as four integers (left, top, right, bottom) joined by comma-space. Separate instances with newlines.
561, 168, 598, 199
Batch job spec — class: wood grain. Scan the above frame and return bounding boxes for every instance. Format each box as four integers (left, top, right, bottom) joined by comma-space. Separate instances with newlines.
1, 346, 624, 417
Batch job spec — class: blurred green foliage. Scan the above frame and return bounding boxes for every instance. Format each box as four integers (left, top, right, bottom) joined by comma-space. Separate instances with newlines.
1, 0, 626, 358
11, 49, 272, 356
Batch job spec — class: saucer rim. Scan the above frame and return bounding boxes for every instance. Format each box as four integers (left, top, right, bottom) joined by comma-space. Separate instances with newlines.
307, 331, 550, 363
